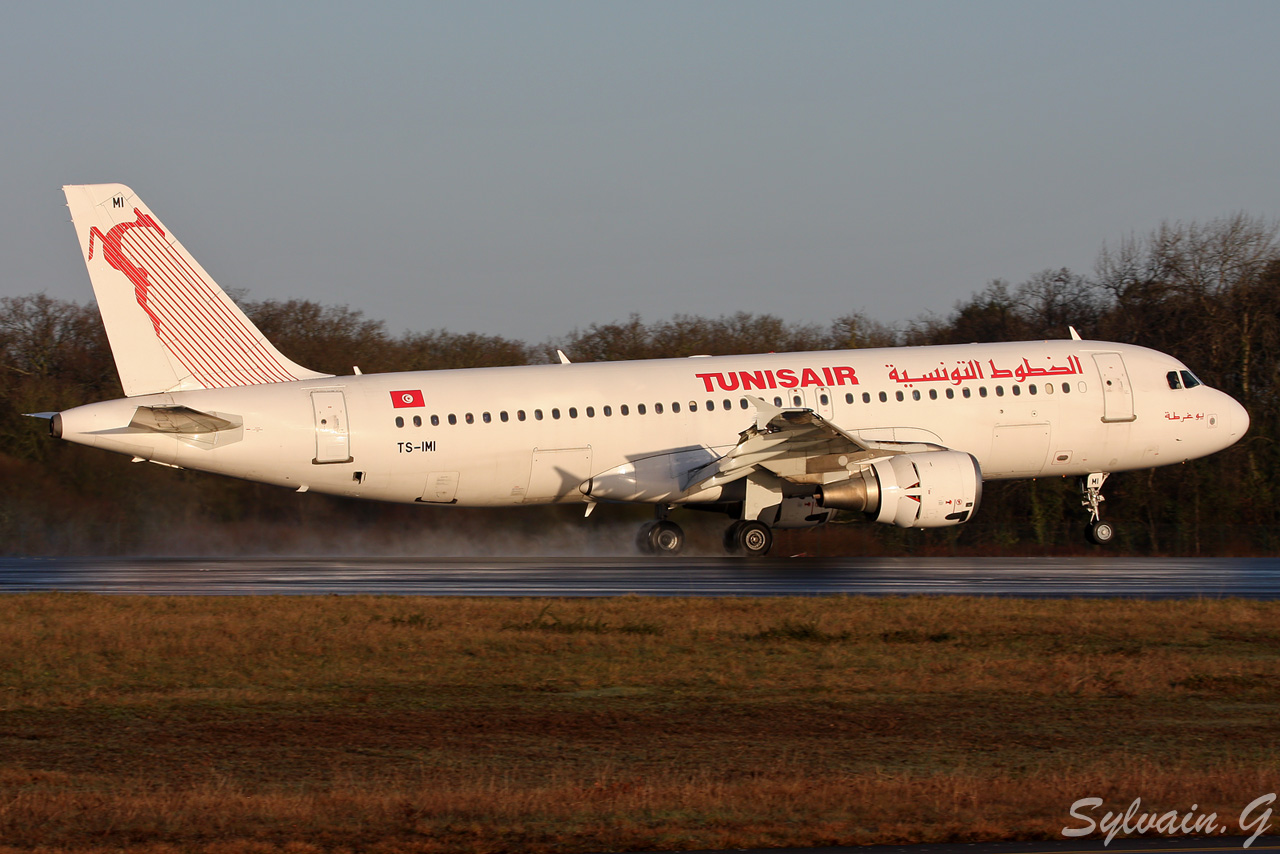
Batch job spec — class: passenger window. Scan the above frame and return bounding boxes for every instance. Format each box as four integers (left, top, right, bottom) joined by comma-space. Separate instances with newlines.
1167, 370, 1182, 390
740, 399, 749, 409
1028, 385, 1037, 396
672, 402, 681, 413
638, 404, 646, 415
1181, 370, 1202, 389
845, 393, 854, 404
1044, 384, 1053, 395
483, 412, 492, 423
929, 389, 937, 400
569, 407, 578, 418
517, 410, 525, 421
552, 408, 561, 420
995, 387, 1004, 397
1011, 386, 1020, 396
945, 388, 954, 399
534, 409, 543, 420
655, 403, 663, 414
879, 391, 887, 402
689, 402, 697, 412
466, 413, 475, 424
603, 406, 611, 417
431, 414, 440, 426
962, 388, 971, 399
979, 387, 988, 398
773, 397, 783, 406
820, 393, 829, 405
395, 416, 404, 428
621, 404, 629, 416
448, 414, 457, 425
862, 392, 871, 403
586, 407, 594, 418
793, 395, 803, 406
413, 415, 422, 427
912, 390, 921, 401
500, 411, 509, 422
895, 391, 904, 402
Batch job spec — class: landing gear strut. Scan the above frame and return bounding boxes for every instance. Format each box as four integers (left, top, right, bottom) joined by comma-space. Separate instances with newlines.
1080, 472, 1115, 544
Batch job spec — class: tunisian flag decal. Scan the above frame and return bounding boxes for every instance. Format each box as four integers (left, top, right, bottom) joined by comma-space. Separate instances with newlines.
390, 390, 425, 408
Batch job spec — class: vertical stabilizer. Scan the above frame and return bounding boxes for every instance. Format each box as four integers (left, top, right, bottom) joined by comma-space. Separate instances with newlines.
63, 184, 330, 396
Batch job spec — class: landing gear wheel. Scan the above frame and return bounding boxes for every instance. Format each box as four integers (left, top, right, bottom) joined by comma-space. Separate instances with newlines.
734, 521, 773, 557
647, 520, 685, 556
723, 520, 746, 553
1089, 520, 1115, 545
635, 522, 657, 555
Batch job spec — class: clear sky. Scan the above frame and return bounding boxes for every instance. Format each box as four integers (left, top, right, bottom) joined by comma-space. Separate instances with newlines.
2, 1, 1277, 343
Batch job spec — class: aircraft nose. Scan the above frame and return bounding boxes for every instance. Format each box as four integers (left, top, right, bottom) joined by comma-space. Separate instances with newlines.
1224, 395, 1250, 440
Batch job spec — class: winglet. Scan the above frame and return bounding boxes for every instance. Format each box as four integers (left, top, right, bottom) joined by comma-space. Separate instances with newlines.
1069, 326, 1082, 341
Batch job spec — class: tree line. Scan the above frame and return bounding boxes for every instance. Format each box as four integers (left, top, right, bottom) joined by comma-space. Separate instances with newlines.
2, 214, 1277, 555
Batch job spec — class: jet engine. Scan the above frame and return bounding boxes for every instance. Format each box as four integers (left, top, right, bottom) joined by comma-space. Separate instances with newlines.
818, 450, 982, 528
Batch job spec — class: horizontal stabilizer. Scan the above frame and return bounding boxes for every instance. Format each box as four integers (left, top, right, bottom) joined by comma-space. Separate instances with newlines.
128, 405, 239, 435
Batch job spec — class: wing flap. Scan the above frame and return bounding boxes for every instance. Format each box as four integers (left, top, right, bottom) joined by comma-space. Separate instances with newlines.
684, 397, 887, 491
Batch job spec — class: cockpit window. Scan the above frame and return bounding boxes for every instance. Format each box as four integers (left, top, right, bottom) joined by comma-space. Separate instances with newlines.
1180, 370, 1202, 389
1166, 371, 1182, 390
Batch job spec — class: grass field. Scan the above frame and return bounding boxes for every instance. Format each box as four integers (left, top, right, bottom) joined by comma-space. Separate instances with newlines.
0, 594, 1277, 853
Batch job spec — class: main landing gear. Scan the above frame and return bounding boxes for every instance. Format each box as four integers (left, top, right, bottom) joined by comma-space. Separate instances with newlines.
634, 508, 775, 557
635, 506, 686, 556
635, 520, 685, 555
1080, 472, 1115, 545
723, 520, 773, 557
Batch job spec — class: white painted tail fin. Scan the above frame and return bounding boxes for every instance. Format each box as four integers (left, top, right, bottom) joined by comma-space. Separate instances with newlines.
63, 184, 330, 397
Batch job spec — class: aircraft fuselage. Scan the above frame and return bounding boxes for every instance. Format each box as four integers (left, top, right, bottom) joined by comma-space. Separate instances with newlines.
55, 338, 1248, 509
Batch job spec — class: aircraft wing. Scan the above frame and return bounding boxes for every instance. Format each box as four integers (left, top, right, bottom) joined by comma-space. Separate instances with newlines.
684, 397, 895, 491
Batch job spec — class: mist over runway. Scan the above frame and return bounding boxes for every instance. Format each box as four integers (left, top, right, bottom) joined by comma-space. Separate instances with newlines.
2, 556, 1278, 598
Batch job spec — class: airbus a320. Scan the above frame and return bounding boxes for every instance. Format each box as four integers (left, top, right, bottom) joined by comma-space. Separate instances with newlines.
39, 184, 1250, 556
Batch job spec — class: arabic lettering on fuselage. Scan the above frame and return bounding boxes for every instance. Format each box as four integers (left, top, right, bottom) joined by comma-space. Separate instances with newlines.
1164, 411, 1205, 421
695, 366, 858, 393
885, 355, 1084, 386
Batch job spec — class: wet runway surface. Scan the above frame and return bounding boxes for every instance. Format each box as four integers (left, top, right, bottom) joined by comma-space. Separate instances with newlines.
2, 556, 1279, 597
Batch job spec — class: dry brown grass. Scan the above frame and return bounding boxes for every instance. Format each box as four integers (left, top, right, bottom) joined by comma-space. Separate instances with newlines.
1, 595, 1277, 852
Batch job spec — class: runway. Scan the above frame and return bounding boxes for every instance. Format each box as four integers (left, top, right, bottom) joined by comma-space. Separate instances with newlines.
2, 556, 1278, 597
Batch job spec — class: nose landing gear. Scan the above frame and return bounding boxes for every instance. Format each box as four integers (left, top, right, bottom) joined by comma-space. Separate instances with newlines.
1080, 472, 1115, 544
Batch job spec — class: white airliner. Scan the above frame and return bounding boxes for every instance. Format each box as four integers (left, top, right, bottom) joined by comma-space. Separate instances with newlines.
42, 184, 1249, 555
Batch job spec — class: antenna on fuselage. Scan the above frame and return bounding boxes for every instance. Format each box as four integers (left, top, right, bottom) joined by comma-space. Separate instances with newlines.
1069, 326, 1082, 341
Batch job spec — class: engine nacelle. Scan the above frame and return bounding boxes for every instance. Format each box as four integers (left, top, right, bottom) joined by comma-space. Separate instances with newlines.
818, 450, 982, 528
